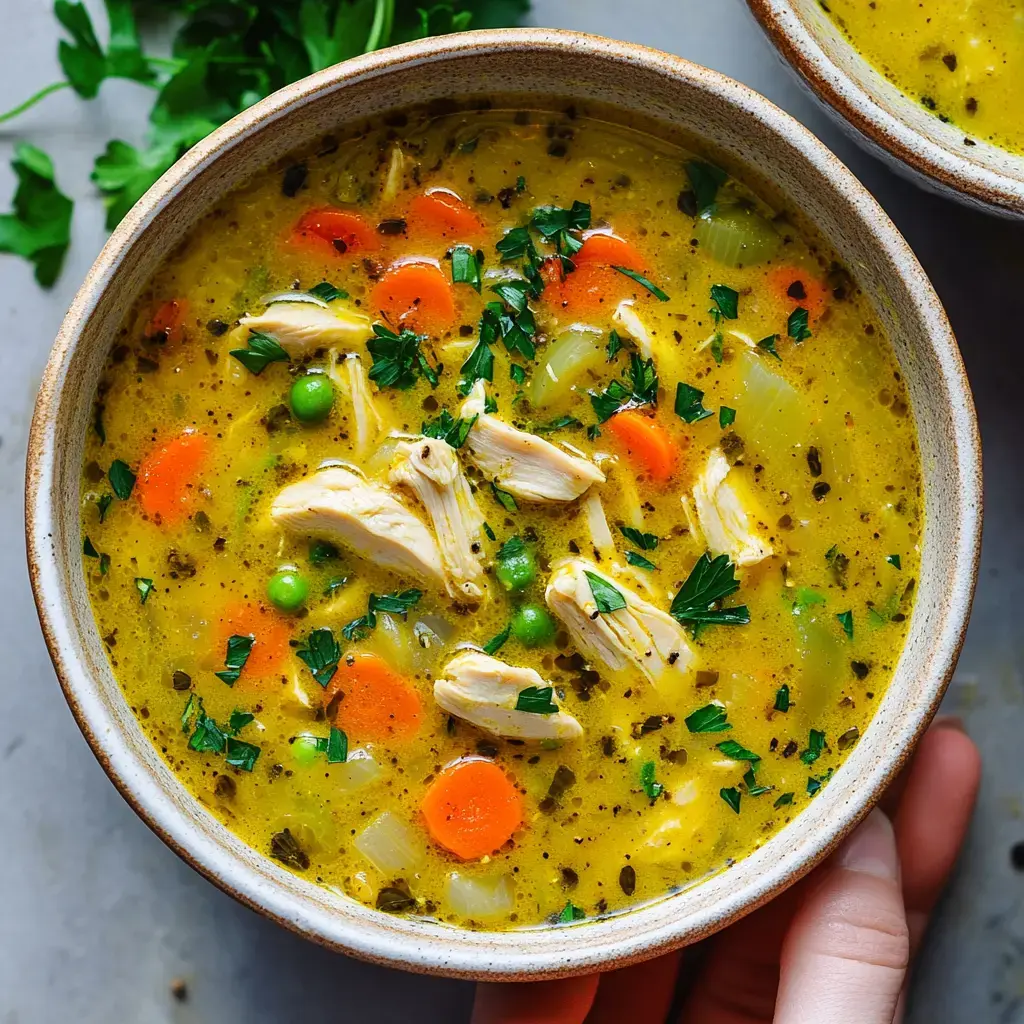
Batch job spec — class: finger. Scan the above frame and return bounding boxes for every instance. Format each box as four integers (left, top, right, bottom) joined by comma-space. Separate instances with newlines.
472, 975, 599, 1024
892, 720, 981, 954
774, 809, 909, 1024
585, 951, 683, 1024
878, 714, 965, 820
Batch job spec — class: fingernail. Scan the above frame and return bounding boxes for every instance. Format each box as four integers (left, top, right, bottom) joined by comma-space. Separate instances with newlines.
932, 714, 966, 733
838, 808, 899, 881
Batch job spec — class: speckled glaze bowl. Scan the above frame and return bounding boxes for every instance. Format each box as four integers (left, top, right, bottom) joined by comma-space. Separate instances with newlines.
747, 0, 1024, 217
26, 29, 981, 980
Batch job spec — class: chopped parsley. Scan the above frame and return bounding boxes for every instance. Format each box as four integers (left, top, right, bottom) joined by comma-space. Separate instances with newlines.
743, 767, 772, 797
625, 551, 656, 571
558, 901, 586, 924
533, 415, 582, 434
757, 334, 782, 361
807, 777, 822, 796
215, 634, 254, 686
709, 284, 739, 321
227, 709, 255, 734
774, 684, 791, 713
584, 571, 627, 614
720, 786, 741, 814
606, 329, 622, 360
619, 525, 659, 550
836, 610, 854, 639
96, 493, 112, 522
134, 577, 154, 604
308, 282, 346, 302
716, 739, 760, 763
483, 624, 511, 656
515, 686, 558, 714
342, 590, 422, 643
450, 244, 482, 291
719, 405, 736, 428
773, 792, 795, 809
788, 307, 812, 343
367, 324, 439, 389
530, 200, 591, 260
225, 737, 261, 772
611, 265, 670, 301
458, 336, 495, 394
590, 353, 658, 422
510, 363, 526, 385
685, 160, 727, 213
108, 459, 136, 500
295, 627, 340, 687
800, 729, 826, 765
182, 695, 260, 771
490, 481, 518, 513
685, 701, 731, 734
640, 760, 664, 800
670, 553, 750, 628
422, 410, 478, 449
887, 554, 902, 569
308, 540, 338, 564
325, 726, 348, 764
229, 331, 290, 375
83, 536, 99, 558
674, 382, 714, 424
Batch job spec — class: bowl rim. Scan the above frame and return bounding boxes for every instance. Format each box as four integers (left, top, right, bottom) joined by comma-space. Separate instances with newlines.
746, 0, 1024, 216
25, 27, 983, 979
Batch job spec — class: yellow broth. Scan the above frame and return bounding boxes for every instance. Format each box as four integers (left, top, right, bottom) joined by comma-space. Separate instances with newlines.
80, 102, 920, 929
824, 0, 1024, 154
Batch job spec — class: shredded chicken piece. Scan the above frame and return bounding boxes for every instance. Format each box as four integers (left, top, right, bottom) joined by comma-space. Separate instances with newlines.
581, 490, 615, 557
545, 558, 696, 688
327, 351, 384, 455
434, 651, 583, 743
271, 466, 444, 587
459, 381, 605, 502
613, 300, 653, 358
691, 449, 773, 567
389, 438, 487, 601
239, 301, 372, 355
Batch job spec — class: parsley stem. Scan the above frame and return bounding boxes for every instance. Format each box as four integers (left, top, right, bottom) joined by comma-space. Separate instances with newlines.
365, 0, 395, 52
0, 81, 70, 125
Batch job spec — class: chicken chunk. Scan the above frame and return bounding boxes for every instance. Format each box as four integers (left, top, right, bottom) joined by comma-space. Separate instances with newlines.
434, 651, 583, 743
239, 300, 373, 355
327, 350, 384, 455
612, 300, 653, 358
459, 381, 605, 502
691, 449, 772, 567
545, 558, 696, 689
271, 466, 444, 587
389, 437, 488, 601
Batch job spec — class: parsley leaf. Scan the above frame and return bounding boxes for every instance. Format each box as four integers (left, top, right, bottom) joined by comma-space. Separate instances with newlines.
800, 729, 826, 765
459, 337, 495, 394
309, 540, 339, 565
533, 415, 582, 434
510, 363, 526, 385
716, 739, 760, 763
228, 709, 255, 734
670, 553, 749, 628
530, 200, 590, 259
584, 571, 627, 614
589, 353, 658, 422
836, 610, 854, 639
309, 281, 347, 302
685, 702, 731, 734
326, 726, 348, 764
215, 634, 254, 686
134, 577, 154, 604
619, 525, 659, 551
674, 382, 714, 424
625, 551, 656, 571
490, 481, 518, 513
709, 284, 738, 320
774, 792, 795, 809
96, 494, 113, 522
230, 331, 290, 375
483, 623, 511, 656
422, 409, 478, 448
108, 459, 136, 500
225, 737, 261, 772
719, 406, 736, 428
451, 244, 482, 291
743, 767, 772, 797
606, 329, 622, 360
558, 901, 586, 924
720, 786, 741, 814
0, 144, 74, 287
611, 265, 669, 301
367, 324, 439, 389
640, 760, 663, 799
774, 684, 791, 713
887, 554, 902, 569
788, 307, 812, 342
757, 334, 782, 361
515, 686, 558, 714
296, 627, 341, 687
341, 590, 422, 643
685, 160, 727, 213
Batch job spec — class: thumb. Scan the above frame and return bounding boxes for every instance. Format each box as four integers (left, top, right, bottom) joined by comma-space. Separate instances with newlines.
774, 808, 910, 1024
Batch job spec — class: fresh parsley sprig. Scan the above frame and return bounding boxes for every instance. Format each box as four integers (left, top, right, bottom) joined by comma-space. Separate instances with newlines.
590, 353, 659, 422
367, 324, 439, 389
670, 553, 750, 630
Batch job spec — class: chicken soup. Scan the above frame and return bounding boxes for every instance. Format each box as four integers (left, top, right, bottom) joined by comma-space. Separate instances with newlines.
81, 100, 921, 929
824, 0, 1024, 154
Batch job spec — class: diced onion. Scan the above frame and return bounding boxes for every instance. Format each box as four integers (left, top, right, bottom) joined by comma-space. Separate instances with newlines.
693, 204, 780, 267
354, 811, 427, 875
335, 749, 383, 792
527, 327, 604, 408
445, 872, 516, 920
258, 290, 330, 309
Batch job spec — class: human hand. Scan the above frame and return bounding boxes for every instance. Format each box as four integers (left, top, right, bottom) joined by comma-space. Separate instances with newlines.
473, 718, 980, 1024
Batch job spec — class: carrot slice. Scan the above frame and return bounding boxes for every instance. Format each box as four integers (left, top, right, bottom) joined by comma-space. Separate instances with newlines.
324, 652, 422, 742
574, 232, 646, 272
371, 260, 456, 335
541, 259, 632, 316
215, 602, 291, 686
292, 207, 379, 256
137, 429, 210, 524
767, 266, 829, 320
606, 411, 681, 483
408, 189, 485, 240
421, 759, 523, 860
144, 299, 189, 345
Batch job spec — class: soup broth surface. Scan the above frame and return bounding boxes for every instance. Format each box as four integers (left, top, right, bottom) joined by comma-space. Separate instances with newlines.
81, 100, 920, 929
824, 0, 1024, 154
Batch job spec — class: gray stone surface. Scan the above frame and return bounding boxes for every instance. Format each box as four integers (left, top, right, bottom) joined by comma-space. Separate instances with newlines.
0, 0, 1019, 1020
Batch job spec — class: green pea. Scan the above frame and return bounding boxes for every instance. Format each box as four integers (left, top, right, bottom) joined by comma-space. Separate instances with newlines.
290, 373, 334, 422
291, 734, 322, 767
496, 540, 537, 591
511, 603, 556, 647
267, 568, 309, 612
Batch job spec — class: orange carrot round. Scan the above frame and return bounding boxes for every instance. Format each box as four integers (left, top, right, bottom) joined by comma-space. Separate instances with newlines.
606, 411, 681, 483
215, 602, 291, 686
292, 207, 378, 256
421, 759, 523, 860
767, 266, 829, 320
324, 652, 422, 742
408, 189, 485, 240
574, 232, 646, 272
144, 299, 189, 345
137, 429, 210, 524
371, 260, 456, 335
540, 259, 632, 316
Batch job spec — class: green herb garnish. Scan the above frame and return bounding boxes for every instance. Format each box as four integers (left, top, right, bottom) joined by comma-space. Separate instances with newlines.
483, 624, 511, 656
590, 353, 658, 422
611, 265, 669, 301
295, 626, 341, 687
774, 792, 795, 809
230, 331, 290, 375
887, 554, 902, 569
836, 610, 854, 639
619, 525, 659, 550
451, 244, 482, 291
640, 760, 663, 800
757, 334, 782, 361
309, 540, 338, 564
720, 787, 741, 814
716, 739, 760, 763
225, 737, 261, 772
228, 709, 255, 734
774, 684, 791, 713
515, 686, 558, 714
558, 901, 586, 924
490, 481, 518, 513
325, 726, 348, 764
108, 459, 136, 500
96, 494, 113, 522
584, 571, 627, 614
308, 282, 347, 302
670, 553, 749, 628
134, 577, 154, 604
625, 551, 656, 571
685, 160, 727, 213
800, 729, 826, 765
743, 767, 772, 797
788, 307, 812, 343
458, 336, 495, 394
685, 702, 731, 734
215, 633, 254, 686
606, 329, 622, 360
531, 200, 590, 261
709, 284, 738, 321
422, 410, 478, 449
367, 324, 439, 389
674, 382, 714, 424
719, 406, 736, 428
533, 415, 582, 434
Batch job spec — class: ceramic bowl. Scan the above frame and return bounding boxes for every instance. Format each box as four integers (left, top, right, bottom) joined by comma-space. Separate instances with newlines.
26, 28, 982, 980
747, 0, 1024, 217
